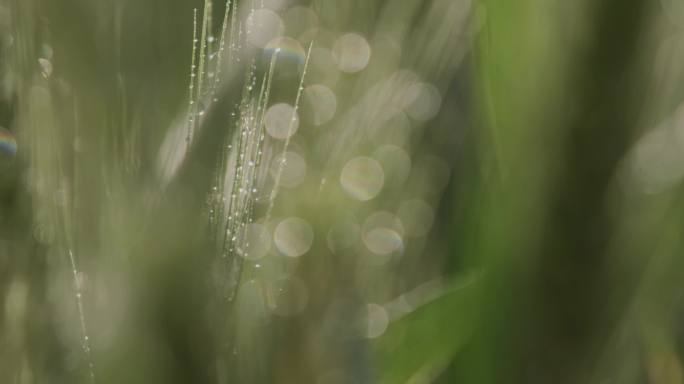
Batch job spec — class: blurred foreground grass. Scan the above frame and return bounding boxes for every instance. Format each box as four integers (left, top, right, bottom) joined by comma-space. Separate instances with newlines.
1, 0, 684, 383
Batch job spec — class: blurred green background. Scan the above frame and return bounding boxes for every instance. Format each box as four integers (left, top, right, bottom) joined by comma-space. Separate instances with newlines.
1, 0, 684, 383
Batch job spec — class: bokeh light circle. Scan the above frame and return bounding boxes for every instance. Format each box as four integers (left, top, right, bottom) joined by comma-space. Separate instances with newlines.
265, 103, 300, 140
326, 214, 360, 254
237, 223, 271, 261
402, 82, 442, 122
270, 151, 307, 188
332, 33, 371, 73
268, 276, 309, 317
397, 199, 434, 237
274, 217, 314, 257
362, 211, 404, 255
264, 36, 306, 70
246, 9, 285, 48
340, 157, 385, 201
365, 303, 389, 339
373, 145, 411, 190
303, 84, 337, 126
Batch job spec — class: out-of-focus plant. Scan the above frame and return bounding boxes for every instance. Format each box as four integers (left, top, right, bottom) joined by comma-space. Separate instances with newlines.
2, 0, 684, 383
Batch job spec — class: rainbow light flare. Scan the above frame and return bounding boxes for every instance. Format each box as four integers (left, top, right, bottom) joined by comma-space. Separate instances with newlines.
263, 37, 306, 67
0, 128, 17, 156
